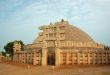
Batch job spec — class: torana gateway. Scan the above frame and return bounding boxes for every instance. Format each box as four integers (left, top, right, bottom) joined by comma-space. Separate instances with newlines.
13, 19, 110, 66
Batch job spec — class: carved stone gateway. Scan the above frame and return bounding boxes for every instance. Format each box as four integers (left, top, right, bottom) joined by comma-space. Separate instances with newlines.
13, 19, 110, 66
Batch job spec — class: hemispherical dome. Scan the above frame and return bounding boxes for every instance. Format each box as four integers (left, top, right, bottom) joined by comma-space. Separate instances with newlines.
64, 24, 94, 42
33, 20, 95, 43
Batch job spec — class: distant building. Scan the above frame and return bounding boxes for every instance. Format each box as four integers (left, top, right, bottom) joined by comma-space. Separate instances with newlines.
13, 19, 110, 66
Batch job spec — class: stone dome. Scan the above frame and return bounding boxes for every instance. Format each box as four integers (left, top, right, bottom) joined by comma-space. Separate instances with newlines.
33, 20, 94, 43
64, 24, 94, 42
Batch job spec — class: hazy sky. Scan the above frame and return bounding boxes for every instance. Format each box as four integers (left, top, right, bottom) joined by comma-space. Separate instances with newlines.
0, 0, 110, 51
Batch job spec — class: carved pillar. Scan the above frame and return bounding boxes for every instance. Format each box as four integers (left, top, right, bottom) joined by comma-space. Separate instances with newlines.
92, 53, 95, 64
72, 53, 74, 65
55, 47, 61, 66
102, 52, 104, 64
82, 53, 85, 64
33, 52, 36, 65
105, 52, 108, 64
42, 47, 47, 66
77, 53, 80, 64
87, 53, 90, 64
97, 53, 100, 64
66, 52, 69, 65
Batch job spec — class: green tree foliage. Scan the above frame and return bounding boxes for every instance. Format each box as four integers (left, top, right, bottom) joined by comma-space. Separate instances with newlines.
4, 40, 24, 58
4, 42, 13, 55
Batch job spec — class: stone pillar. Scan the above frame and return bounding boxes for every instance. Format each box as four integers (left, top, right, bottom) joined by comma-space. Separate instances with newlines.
77, 53, 80, 64
42, 48, 47, 66
33, 53, 36, 65
97, 53, 100, 64
72, 53, 74, 65
92, 53, 94, 64
66, 52, 69, 65
55, 48, 61, 66
105, 53, 108, 64
102, 53, 104, 64
87, 53, 90, 64
82, 53, 85, 64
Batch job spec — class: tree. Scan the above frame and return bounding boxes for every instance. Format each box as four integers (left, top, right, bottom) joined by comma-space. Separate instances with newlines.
4, 42, 13, 56
4, 40, 24, 58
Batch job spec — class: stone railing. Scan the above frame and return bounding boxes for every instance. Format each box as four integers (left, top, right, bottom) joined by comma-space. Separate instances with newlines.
24, 41, 104, 49
24, 43, 44, 49
46, 41, 104, 49
59, 41, 104, 49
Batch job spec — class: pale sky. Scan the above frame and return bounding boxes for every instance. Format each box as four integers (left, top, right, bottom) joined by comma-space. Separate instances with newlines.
0, 0, 110, 51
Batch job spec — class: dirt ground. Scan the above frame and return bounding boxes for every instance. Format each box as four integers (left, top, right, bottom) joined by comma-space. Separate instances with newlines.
0, 62, 110, 75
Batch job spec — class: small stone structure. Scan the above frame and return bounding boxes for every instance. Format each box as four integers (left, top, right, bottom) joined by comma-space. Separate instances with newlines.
13, 19, 110, 66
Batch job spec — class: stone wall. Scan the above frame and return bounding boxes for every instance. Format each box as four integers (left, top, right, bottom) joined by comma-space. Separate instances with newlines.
58, 50, 110, 65
13, 51, 41, 65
